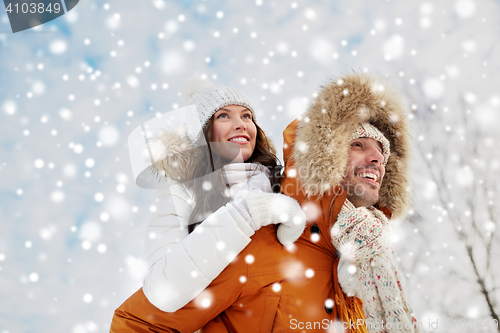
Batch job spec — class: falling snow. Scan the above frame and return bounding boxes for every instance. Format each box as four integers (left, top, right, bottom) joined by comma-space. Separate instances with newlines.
1, 0, 499, 332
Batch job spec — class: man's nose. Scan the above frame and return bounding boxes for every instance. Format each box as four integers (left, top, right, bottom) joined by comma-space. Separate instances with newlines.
367, 146, 384, 164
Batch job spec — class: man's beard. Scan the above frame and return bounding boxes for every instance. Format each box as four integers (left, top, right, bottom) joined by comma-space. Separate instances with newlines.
340, 176, 380, 208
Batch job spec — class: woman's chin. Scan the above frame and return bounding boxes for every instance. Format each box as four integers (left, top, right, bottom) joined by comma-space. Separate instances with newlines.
211, 144, 254, 163
240, 151, 254, 162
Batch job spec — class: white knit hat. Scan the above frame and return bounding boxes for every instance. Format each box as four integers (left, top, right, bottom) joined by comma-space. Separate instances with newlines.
352, 123, 391, 166
181, 77, 255, 129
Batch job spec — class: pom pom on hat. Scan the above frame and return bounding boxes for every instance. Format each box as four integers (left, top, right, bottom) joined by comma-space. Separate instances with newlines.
181, 77, 214, 105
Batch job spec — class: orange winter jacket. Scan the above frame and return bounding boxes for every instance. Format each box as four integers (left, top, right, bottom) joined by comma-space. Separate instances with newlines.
111, 223, 349, 332
281, 119, 367, 332
110, 119, 367, 333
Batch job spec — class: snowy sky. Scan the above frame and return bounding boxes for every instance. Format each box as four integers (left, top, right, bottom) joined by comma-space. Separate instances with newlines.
1, 0, 499, 332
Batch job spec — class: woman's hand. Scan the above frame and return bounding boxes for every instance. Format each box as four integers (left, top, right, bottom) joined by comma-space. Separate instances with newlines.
234, 190, 306, 246
227, 171, 272, 200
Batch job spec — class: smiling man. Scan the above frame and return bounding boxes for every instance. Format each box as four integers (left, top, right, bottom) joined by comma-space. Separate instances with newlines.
340, 123, 389, 208
281, 71, 419, 331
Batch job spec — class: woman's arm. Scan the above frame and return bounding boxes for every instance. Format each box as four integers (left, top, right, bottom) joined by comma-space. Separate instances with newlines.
142, 183, 255, 312
112, 243, 247, 333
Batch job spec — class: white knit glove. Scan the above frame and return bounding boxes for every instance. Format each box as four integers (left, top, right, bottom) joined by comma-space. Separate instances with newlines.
235, 190, 306, 246
227, 171, 271, 200
337, 255, 361, 297
231, 198, 257, 231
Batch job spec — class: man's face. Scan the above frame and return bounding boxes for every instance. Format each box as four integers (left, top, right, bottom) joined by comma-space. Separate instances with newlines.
340, 137, 386, 207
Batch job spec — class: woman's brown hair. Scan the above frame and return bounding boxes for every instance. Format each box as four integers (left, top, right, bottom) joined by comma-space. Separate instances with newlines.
187, 115, 281, 233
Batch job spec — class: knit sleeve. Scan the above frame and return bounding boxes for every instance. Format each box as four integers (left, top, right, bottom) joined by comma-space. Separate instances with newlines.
142, 183, 254, 312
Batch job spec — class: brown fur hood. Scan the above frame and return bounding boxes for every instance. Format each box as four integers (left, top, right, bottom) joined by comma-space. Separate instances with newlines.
292, 72, 411, 220
148, 130, 202, 184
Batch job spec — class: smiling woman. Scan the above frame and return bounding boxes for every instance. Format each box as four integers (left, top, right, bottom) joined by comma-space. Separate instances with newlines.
211, 105, 257, 162
185, 89, 282, 233
110, 78, 307, 332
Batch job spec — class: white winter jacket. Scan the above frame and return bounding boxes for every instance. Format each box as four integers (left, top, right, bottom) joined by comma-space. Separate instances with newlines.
142, 163, 272, 312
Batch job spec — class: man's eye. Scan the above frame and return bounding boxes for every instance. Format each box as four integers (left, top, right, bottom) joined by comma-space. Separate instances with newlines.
352, 142, 362, 147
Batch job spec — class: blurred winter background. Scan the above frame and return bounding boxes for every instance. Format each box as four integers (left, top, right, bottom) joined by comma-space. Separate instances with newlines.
1, 0, 499, 332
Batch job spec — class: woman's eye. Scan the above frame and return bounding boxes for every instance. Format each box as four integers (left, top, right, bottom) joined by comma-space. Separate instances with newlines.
217, 113, 228, 119
351, 142, 362, 147
242, 113, 252, 119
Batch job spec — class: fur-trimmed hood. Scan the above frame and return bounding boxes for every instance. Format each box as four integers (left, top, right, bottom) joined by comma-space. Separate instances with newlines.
292, 72, 411, 219
147, 130, 249, 185
148, 130, 202, 184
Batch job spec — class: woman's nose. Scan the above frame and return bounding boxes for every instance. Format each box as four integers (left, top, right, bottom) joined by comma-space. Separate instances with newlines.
233, 118, 247, 131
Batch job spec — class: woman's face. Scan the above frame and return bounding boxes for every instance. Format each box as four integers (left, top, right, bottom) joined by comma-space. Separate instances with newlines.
211, 105, 257, 162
